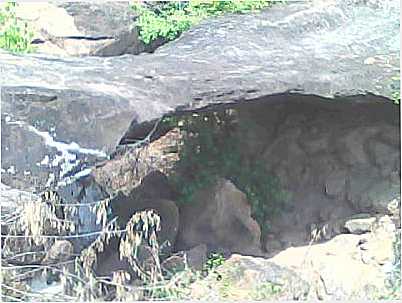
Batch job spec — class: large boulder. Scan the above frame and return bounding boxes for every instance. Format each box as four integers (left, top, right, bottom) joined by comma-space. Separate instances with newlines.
175, 179, 262, 255
189, 254, 310, 300
14, 2, 166, 57
269, 215, 399, 300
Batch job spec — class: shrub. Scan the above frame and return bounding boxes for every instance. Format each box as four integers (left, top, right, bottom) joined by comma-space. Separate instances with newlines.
166, 109, 290, 235
132, 0, 274, 44
0, 2, 35, 53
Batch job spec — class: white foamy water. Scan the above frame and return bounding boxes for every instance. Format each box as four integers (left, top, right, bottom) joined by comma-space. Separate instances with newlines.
5, 117, 107, 187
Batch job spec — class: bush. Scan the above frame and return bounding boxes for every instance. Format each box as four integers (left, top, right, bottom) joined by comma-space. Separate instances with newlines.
132, 0, 274, 44
0, 2, 35, 53
166, 109, 290, 235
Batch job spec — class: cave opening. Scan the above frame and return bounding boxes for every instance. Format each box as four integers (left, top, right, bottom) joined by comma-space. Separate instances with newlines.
112, 93, 400, 257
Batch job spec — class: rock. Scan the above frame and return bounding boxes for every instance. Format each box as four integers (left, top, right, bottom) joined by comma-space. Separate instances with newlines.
41, 240, 75, 285
344, 215, 376, 234
189, 254, 310, 300
367, 139, 400, 176
94, 237, 154, 281
161, 255, 186, 275
92, 132, 181, 195
346, 168, 400, 213
336, 126, 379, 166
175, 179, 262, 255
135, 171, 177, 201
301, 136, 329, 154
42, 240, 74, 265
324, 170, 347, 199
161, 244, 207, 274
14, 2, 166, 57
379, 124, 400, 148
359, 215, 396, 266
56, 175, 110, 250
360, 181, 400, 213
270, 223, 399, 300
387, 198, 401, 228
185, 244, 208, 271
112, 196, 179, 251
94, 247, 134, 279
265, 239, 283, 254
263, 130, 310, 190
1, 0, 399, 203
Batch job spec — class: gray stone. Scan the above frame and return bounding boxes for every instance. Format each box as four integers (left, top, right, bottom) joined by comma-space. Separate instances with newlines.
379, 124, 401, 148
189, 254, 310, 300
185, 244, 208, 271
270, 232, 394, 300
367, 139, 400, 174
161, 255, 186, 274
136, 170, 177, 201
344, 215, 376, 234
336, 126, 379, 166
346, 168, 380, 210
1, 0, 399, 194
161, 244, 207, 273
1, 0, 400, 262
42, 240, 74, 265
56, 175, 110, 250
325, 170, 347, 199
301, 136, 329, 154
358, 215, 396, 266
265, 239, 283, 253
360, 181, 400, 213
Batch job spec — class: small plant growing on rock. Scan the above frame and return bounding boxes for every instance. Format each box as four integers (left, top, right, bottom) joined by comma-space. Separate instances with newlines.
251, 282, 282, 300
391, 73, 400, 105
132, 0, 274, 44
202, 252, 225, 278
166, 109, 290, 235
0, 2, 35, 53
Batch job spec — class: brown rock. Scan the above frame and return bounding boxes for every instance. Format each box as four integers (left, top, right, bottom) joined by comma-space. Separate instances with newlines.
176, 178, 262, 255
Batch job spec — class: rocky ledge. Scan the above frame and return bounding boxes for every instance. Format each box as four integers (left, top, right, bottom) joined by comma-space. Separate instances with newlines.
1, 0, 400, 301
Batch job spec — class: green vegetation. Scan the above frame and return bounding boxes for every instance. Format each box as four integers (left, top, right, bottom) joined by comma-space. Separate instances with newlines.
202, 252, 225, 277
391, 73, 400, 105
165, 109, 290, 235
132, 0, 274, 44
376, 231, 401, 300
384, 232, 401, 299
251, 282, 282, 300
0, 2, 35, 53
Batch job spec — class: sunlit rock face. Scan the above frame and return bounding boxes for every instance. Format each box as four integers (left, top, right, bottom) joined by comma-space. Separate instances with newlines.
1, 0, 399, 249
13, 2, 166, 57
